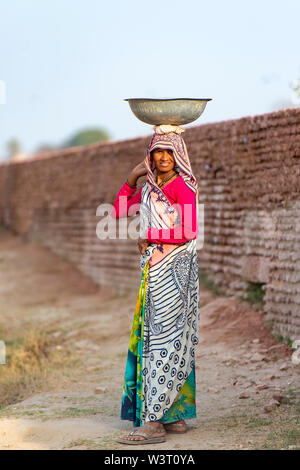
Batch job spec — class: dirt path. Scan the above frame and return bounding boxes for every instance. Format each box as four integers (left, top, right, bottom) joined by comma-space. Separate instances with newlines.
0, 229, 299, 450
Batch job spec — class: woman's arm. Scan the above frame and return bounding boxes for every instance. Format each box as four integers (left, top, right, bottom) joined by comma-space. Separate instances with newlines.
146, 181, 198, 244
110, 160, 147, 219
110, 181, 142, 219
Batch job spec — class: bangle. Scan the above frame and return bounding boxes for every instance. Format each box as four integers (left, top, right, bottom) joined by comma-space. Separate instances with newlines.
126, 178, 137, 189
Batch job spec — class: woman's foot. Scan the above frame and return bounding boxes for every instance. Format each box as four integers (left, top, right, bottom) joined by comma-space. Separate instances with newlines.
163, 419, 188, 434
117, 422, 167, 445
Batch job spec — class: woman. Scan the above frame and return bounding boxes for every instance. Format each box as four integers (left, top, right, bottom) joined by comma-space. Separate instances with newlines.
110, 125, 200, 444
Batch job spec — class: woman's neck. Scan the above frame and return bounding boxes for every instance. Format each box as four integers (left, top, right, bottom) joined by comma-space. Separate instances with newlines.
156, 169, 177, 186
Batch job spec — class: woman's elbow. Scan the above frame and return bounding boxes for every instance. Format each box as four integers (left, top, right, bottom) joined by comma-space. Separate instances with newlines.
110, 207, 120, 219
182, 225, 198, 240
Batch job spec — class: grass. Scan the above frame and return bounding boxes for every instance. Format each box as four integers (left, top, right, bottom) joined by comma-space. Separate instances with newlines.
58, 407, 104, 417
67, 438, 98, 450
198, 270, 225, 296
251, 388, 300, 449
264, 320, 295, 350
272, 333, 294, 348
239, 281, 265, 306
245, 417, 273, 428
67, 433, 121, 450
0, 328, 76, 410
209, 406, 300, 449
259, 427, 300, 450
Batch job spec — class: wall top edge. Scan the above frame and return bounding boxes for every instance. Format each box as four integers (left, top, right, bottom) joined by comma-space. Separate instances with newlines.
0, 107, 299, 168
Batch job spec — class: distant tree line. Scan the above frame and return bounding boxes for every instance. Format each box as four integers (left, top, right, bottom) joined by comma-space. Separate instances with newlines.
5, 127, 111, 160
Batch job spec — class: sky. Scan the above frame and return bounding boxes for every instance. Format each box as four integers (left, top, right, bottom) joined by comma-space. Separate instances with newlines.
0, 0, 299, 160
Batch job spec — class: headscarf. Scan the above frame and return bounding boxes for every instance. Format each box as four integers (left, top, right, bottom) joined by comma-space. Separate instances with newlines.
144, 125, 198, 196
141, 125, 199, 239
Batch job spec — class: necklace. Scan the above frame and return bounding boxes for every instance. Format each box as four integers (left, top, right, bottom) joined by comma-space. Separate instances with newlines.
157, 171, 177, 188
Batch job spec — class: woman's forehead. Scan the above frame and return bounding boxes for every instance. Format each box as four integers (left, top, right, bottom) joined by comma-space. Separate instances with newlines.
152, 146, 174, 152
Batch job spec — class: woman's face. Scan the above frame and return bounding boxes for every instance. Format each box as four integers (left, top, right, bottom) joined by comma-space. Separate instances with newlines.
152, 148, 175, 173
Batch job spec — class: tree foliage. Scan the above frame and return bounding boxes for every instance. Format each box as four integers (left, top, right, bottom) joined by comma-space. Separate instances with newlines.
6, 138, 21, 158
63, 128, 110, 148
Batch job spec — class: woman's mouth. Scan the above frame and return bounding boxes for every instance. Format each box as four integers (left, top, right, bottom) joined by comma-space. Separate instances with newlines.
160, 162, 171, 167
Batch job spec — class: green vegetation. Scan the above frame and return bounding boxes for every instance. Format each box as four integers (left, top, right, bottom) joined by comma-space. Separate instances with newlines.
272, 333, 293, 347
63, 128, 110, 147
239, 281, 265, 306
0, 329, 75, 409
198, 270, 225, 296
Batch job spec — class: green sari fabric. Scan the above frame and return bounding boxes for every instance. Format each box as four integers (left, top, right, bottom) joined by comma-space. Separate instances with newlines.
121, 259, 196, 427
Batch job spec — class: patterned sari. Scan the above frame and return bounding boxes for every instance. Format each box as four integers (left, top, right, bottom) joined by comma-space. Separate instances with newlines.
120, 128, 200, 426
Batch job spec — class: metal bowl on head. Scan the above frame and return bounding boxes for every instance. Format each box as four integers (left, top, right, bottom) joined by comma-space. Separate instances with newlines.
124, 98, 212, 126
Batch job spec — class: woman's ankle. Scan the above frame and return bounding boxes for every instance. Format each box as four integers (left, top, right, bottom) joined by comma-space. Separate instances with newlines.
164, 419, 186, 425
147, 421, 164, 429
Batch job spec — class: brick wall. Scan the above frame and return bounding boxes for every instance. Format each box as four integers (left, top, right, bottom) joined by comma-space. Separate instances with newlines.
0, 108, 299, 338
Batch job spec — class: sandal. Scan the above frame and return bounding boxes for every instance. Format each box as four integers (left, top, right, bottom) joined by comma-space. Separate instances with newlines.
163, 421, 188, 434
117, 423, 166, 445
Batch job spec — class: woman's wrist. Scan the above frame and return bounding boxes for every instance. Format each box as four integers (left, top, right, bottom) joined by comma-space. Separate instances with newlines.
126, 174, 138, 188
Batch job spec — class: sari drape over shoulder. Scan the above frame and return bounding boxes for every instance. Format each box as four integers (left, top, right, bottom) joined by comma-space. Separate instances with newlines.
111, 128, 200, 426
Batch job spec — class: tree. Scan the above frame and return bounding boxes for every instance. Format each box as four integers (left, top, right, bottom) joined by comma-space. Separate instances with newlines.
6, 138, 21, 159
63, 128, 111, 148
290, 78, 300, 104
34, 144, 56, 154
270, 99, 295, 112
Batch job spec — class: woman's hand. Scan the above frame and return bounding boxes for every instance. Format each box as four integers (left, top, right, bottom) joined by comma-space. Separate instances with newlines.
138, 237, 149, 255
132, 161, 147, 178
127, 160, 147, 187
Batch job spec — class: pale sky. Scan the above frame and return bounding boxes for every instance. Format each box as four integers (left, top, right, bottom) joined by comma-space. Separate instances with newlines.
0, 0, 299, 160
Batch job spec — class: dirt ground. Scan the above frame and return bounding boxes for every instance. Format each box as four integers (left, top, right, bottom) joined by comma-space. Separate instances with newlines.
0, 228, 299, 450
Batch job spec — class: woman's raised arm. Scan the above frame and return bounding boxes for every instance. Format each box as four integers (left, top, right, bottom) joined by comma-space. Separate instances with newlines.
110, 182, 143, 219
110, 161, 147, 219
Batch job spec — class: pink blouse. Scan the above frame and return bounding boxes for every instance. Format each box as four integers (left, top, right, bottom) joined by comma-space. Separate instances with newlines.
110, 176, 198, 244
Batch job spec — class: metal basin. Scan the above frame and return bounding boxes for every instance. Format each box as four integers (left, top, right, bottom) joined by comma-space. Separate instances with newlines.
124, 98, 212, 125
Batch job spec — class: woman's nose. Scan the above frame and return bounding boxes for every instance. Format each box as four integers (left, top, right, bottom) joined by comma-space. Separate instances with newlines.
161, 151, 171, 159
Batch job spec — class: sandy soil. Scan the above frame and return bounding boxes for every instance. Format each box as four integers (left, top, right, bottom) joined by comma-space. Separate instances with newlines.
0, 229, 299, 450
